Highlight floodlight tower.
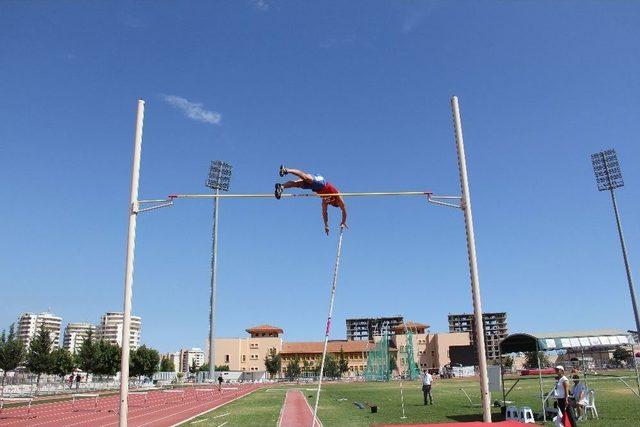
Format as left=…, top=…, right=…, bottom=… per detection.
left=206, top=160, right=232, bottom=380
left=591, top=149, right=640, bottom=333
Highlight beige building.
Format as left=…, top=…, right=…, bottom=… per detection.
left=63, top=322, right=97, bottom=354
left=389, top=321, right=471, bottom=372
left=205, top=325, right=284, bottom=372
left=17, top=312, right=62, bottom=350
left=280, top=340, right=374, bottom=377
left=97, top=312, right=141, bottom=350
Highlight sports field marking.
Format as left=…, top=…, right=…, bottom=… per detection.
left=167, top=385, right=260, bottom=427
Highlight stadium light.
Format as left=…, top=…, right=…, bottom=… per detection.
left=591, top=149, right=640, bottom=334
left=206, top=160, right=232, bottom=380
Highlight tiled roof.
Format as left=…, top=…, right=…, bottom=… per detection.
left=281, top=340, right=375, bottom=354
left=245, top=324, right=284, bottom=333
left=393, top=321, right=429, bottom=332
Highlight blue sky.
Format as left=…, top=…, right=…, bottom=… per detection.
left=2, top=1, right=640, bottom=353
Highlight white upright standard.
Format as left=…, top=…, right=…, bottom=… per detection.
left=119, top=99, right=145, bottom=427
left=451, top=96, right=492, bottom=422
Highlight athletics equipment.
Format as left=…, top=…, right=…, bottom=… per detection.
left=311, top=227, right=345, bottom=427
left=117, top=96, right=493, bottom=425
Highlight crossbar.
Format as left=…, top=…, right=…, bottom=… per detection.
left=167, top=191, right=433, bottom=200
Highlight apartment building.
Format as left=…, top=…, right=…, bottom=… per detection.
left=62, top=322, right=97, bottom=354
left=96, top=312, right=141, bottom=350
left=180, top=348, right=205, bottom=372
left=17, top=312, right=62, bottom=350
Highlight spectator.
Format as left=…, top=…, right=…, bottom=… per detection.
left=75, top=373, right=81, bottom=390
left=217, top=374, right=223, bottom=391
left=421, top=369, right=433, bottom=405
left=570, top=374, right=588, bottom=421
left=68, top=374, right=74, bottom=389
left=553, top=366, right=576, bottom=427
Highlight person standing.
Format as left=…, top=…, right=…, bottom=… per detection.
left=217, top=374, right=223, bottom=392
left=553, top=366, right=576, bottom=427
left=421, top=369, right=433, bottom=405
left=75, top=373, right=81, bottom=390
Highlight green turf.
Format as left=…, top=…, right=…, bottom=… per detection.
left=182, top=388, right=285, bottom=426
left=183, top=374, right=640, bottom=426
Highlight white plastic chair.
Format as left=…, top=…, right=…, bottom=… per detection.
left=506, top=405, right=519, bottom=420
left=584, top=389, right=598, bottom=419
left=519, top=406, right=535, bottom=424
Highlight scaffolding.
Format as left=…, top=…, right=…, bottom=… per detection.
left=402, top=329, right=421, bottom=380
left=364, top=332, right=391, bottom=382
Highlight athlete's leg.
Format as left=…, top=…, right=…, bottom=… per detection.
left=283, top=168, right=314, bottom=183
left=283, top=179, right=304, bottom=189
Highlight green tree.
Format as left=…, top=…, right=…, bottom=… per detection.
left=285, top=356, right=301, bottom=380
left=76, top=330, right=96, bottom=373
left=130, top=345, right=160, bottom=378
left=0, top=324, right=26, bottom=396
left=338, top=348, right=349, bottom=376
left=189, top=359, right=198, bottom=374
left=323, top=354, right=341, bottom=378
left=612, top=346, right=633, bottom=366
left=264, top=353, right=282, bottom=379
left=93, top=340, right=121, bottom=376
left=502, top=355, right=514, bottom=369
left=26, top=325, right=54, bottom=390
left=199, top=363, right=230, bottom=372
left=160, top=356, right=175, bottom=372
left=524, top=351, right=550, bottom=369
left=50, top=348, right=75, bottom=379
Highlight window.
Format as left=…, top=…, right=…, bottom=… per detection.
left=225, top=355, right=230, bottom=363
left=242, top=355, right=246, bottom=362
left=250, top=354, right=259, bottom=360
left=250, top=343, right=258, bottom=349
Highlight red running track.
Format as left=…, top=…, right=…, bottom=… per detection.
left=278, top=390, right=321, bottom=427
left=0, top=384, right=261, bottom=427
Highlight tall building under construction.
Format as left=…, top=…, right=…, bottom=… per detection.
left=346, top=316, right=404, bottom=341
left=448, top=312, right=508, bottom=361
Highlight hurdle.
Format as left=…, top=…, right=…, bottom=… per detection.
left=221, top=387, right=239, bottom=397
left=0, top=396, right=35, bottom=418
left=72, top=393, right=100, bottom=411
left=162, top=389, right=186, bottom=404
left=129, top=391, right=149, bottom=406
left=195, top=388, right=217, bottom=400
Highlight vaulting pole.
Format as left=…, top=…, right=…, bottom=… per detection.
left=311, top=228, right=345, bottom=427
left=119, top=99, right=145, bottom=427
left=451, top=96, right=492, bottom=422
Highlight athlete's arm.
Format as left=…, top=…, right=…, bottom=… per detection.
left=322, top=200, right=330, bottom=235
left=339, top=198, right=348, bottom=229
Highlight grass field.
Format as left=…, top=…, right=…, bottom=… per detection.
left=184, top=374, right=640, bottom=426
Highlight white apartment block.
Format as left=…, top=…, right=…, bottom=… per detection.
left=180, top=348, right=205, bottom=372
left=17, top=312, right=62, bottom=350
left=96, top=312, right=141, bottom=350
left=63, top=322, right=97, bottom=354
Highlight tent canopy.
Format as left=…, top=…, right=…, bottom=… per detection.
left=500, top=329, right=635, bottom=354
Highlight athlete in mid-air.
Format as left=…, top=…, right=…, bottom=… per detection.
left=275, top=165, right=347, bottom=235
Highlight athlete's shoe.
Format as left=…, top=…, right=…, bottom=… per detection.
left=279, top=164, right=288, bottom=177
left=274, top=183, right=283, bottom=199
